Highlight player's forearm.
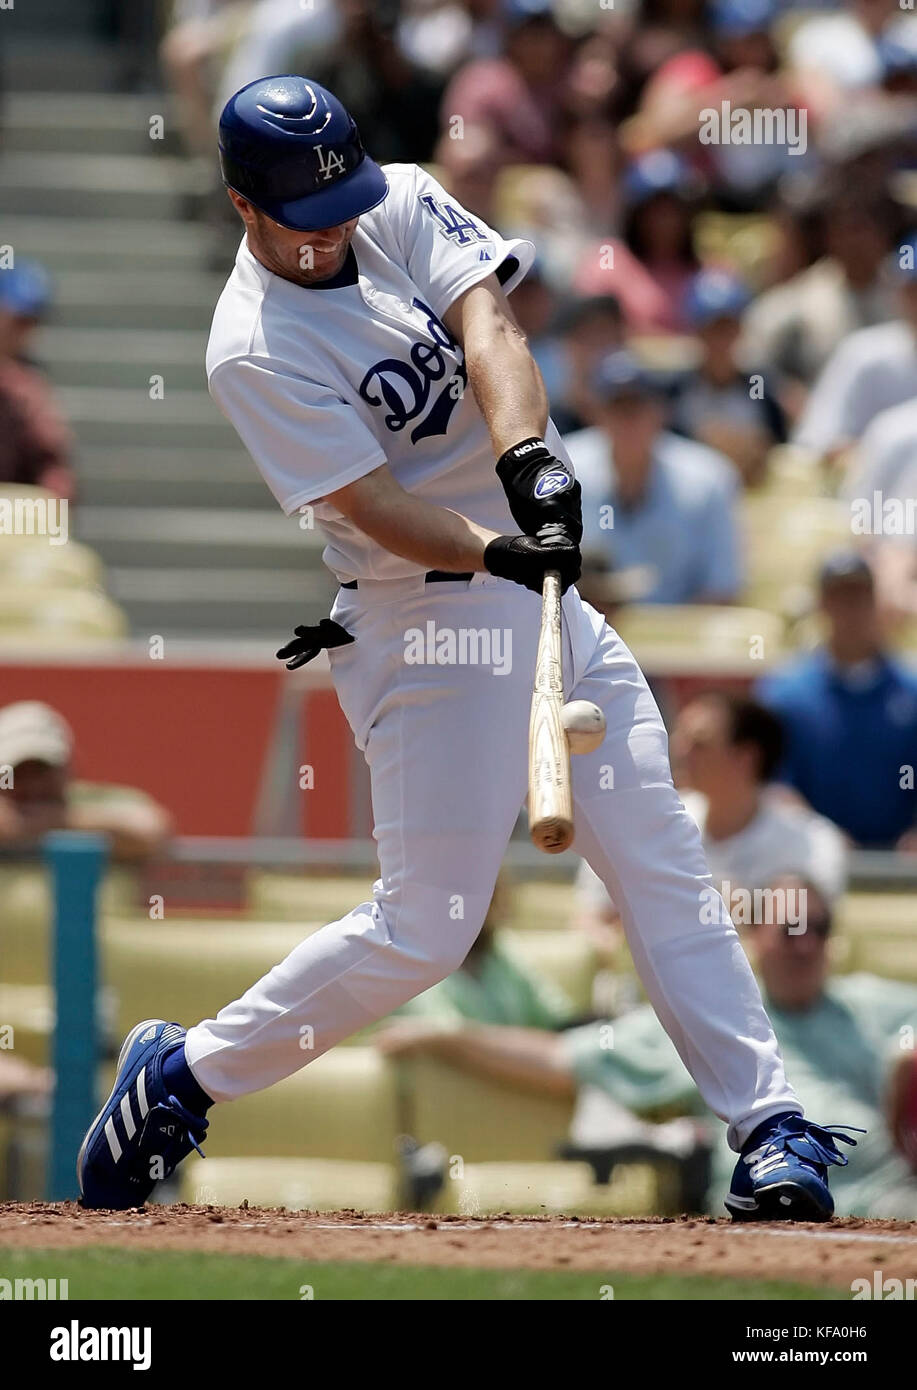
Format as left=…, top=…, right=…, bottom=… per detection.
left=327, top=466, right=500, bottom=571
left=462, top=303, right=549, bottom=457
left=446, top=276, right=549, bottom=456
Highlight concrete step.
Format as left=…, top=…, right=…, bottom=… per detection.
left=4, top=0, right=109, bottom=36
left=2, top=38, right=152, bottom=93
left=60, top=386, right=236, bottom=449
left=1, top=93, right=179, bottom=156
left=49, top=271, right=222, bottom=330
left=38, top=328, right=209, bottom=390
left=2, top=217, right=219, bottom=273
left=109, top=568, right=338, bottom=641
left=76, top=447, right=273, bottom=510
left=75, top=505, right=323, bottom=571
left=0, top=151, right=204, bottom=220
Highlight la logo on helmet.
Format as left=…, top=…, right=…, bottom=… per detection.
left=315, top=145, right=346, bottom=182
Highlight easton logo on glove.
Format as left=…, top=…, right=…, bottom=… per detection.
left=534, top=468, right=573, bottom=499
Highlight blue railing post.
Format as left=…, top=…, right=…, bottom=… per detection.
left=43, top=831, right=108, bottom=1201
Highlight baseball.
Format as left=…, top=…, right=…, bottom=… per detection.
left=561, top=700, right=606, bottom=754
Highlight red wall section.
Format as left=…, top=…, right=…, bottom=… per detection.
left=0, top=661, right=351, bottom=837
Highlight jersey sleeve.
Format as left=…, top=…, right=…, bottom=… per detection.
left=393, top=165, right=535, bottom=321
left=209, top=357, right=387, bottom=514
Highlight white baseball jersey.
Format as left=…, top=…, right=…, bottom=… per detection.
left=793, top=320, right=917, bottom=456
left=207, top=164, right=555, bottom=582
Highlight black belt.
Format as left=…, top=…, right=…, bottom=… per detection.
left=341, top=570, right=474, bottom=590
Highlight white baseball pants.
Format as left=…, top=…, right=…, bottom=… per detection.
left=184, top=573, right=800, bottom=1149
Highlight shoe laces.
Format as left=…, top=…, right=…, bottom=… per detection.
left=164, top=1095, right=209, bottom=1159
left=761, top=1116, right=864, bottom=1171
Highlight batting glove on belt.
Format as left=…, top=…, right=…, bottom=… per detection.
left=484, top=524, right=581, bottom=595
left=276, top=617, right=354, bottom=671
left=496, top=437, right=583, bottom=544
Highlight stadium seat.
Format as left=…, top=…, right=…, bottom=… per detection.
left=179, top=1156, right=398, bottom=1213
left=0, top=585, right=128, bottom=643
left=504, top=928, right=597, bottom=1015
left=0, top=537, right=103, bottom=590
left=742, top=496, right=850, bottom=618
left=400, top=1053, right=573, bottom=1163
left=611, top=605, right=785, bottom=674
left=436, top=1159, right=661, bottom=1218
left=202, top=1048, right=402, bottom=1163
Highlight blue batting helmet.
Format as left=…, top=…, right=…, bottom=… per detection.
left=218, top=75, right=389, bottom=232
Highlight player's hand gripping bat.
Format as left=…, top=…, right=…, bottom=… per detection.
left=528, top=569, right=574, bottom=853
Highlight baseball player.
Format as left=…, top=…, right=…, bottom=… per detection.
left=79, top=75, right=859, bottom=1219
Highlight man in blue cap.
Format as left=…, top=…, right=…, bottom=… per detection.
left=670, top=267, right=787, bottom=484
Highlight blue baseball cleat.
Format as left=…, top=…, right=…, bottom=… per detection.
left=725, top=1112, right=862, bottom=1222
left=78, top=1019, right=208, bottom=1210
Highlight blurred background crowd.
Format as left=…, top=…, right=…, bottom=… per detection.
left=0, top=0, right=916, bottom=1221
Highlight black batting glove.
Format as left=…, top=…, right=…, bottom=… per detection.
left=484, top=526, right=581, bottom=595
left=496, top=437, right=583, bottom=543
left=276, top=617, right=354, bottom=671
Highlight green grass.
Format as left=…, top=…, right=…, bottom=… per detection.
left=0, top=1247, right=845, bottom=1301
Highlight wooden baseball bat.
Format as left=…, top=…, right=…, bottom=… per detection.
left=528, top=569, right=574, bottom=853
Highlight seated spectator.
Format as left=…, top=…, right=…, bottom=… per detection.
left=757, top=552, right=917, bottom=850
left=576, top=692, right=848, bottom=939
left=744, top=193, right=899, bottom=396
left=378, top=878, right=917, bottom=1219
left=0, top=702, right=171, bottom=863
left=435, top=0, right=572, bottom=218
left=574, top=151, right=702, bottom=333
left=215, top=0, right=343, bottom=119
left=670, top=268, right=787, bottom=484
left=548, top=294, right=626, bottom=435
left=565, top=349, right=742, bottom=606
left=0, top=262, right=74, bottom=501
left=302, top=0, right=445, bottom=168
left=392, top=882, right=574, bottom=1030
left=844, top=397, right=917, bottom=622
left=792, top=231, right=917, bottom=464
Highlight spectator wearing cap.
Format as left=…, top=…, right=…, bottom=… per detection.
left=744, top=193, right=899, bottom=392
left=845, top=397, right=917, bottom=622
left=793, top=232, right=917, bottom=464
left=708, top=0, right=819, bottom=209
left=0, top=261, right=74, bottom=502
left=670, top=268, right=787, bottom=484
left=564, top=349, right=742, bottom=606
left=757, top=553, right=917, bottom=851
left=0, top=702, right=172, bottom=863
left=435, top=0, right=572, bottom=219
left=548, top=294, right=626, bottom=435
